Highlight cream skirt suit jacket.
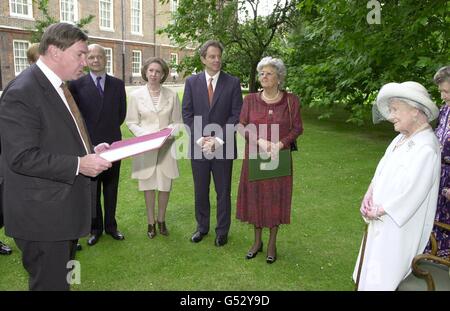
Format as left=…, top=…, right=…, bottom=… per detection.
left=126, top=86, right=182, bottom=191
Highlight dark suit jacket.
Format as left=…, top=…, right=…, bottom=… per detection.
left=0, top=64, right=93, bottom=241
left=182, top=71, right=243, bottom=160
left=69, top=74, right=126, bottom=145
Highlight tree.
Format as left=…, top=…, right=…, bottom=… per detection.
left=159, top=0, right=298, bottom=92
left=30, top=0, right=94, bottom=43
left=283, top=0, right=449, bottom=124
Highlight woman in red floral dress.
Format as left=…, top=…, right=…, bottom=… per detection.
left=236, top=57, right=303, bottom=263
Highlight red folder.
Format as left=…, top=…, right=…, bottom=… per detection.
left=99, top=127, right=174, bottom=162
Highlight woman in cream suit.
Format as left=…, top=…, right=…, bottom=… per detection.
left=126, top=57, right=182, bottom=239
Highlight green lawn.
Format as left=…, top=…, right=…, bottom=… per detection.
left=0, top=107, right=396, bottom=291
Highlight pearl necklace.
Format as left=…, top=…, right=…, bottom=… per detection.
left=147, top=84, right=160, bottom=95
left=261, top=90, right=280, bottom=101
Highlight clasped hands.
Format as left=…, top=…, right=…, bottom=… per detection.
left=79, top=143, right=112, bottom=177
left=201, top=136, right=218, bottom=154
left=257, top=138, right=283, bottom=158
left=360, top=187, right=384, bottom=221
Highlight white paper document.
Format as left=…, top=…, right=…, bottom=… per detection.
left=99, top=127, right=174, bottom=162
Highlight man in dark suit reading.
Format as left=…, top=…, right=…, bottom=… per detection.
left=182, top=40, right=243, bottom=247
left=0, top=23, right=112, bottom=290
left=69, top=44, right=127, bottom=246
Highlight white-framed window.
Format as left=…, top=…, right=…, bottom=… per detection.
left=171, top=0, right=178, bottom=14
left=104, top=47, right=113, bottom=76
left=170, top=0, right=178, bottom=24
left=170, top=53, right=178, bottom=66
left=131, top=50, right=142, bottom=76
left=130, top=0, right=142, bottom=35
left=60, top=0, right=78, bottom=23
left=9, top=0, right=33, bottom=19
left=169, top=53, right=179, bottom=81
left=99, top=0, right=114, bottom=31
left=13, top=40, right=30, bottom=76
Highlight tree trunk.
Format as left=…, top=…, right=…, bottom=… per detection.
left=248, top=63, right=258, bottom=93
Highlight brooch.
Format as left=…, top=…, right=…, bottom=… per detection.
left=407, top=140, right=415, bottom=150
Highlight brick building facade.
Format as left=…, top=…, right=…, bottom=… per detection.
left=0, top=0, right=193, bottom=90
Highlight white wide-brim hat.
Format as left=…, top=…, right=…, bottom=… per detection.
left=374, top=81, right=439, bottom=123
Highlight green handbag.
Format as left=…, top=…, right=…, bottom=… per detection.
left=248, top=149, right=292, bottom=181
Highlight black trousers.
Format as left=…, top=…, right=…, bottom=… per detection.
left=91, top=160, right=121, bottom=234
left=191, top=159, right=233, bottom=237
left=14, top=239, right=78, bottom=291
left=0, top=183, right=3, bottom=229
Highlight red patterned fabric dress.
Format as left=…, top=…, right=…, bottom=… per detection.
left=236, top=91, right=303, bottom=228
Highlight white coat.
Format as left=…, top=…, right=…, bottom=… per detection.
left=126, top=85, right=182, bottom=181
left=353, top=129, right=440, bottom=291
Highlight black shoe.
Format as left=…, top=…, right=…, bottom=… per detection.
left=246, top=242, right=263, bottom=260
left=76, top=243, right=82, bottom=251
left=87, top=234, right=100, bottom=246
left=266, top=255, right=277, bottom=264
left=0, top=241, right=12, bottom=255
left=147, top=223, right=157, bottom=239
left=158, top=221, right=169, bottom=236
left=266, top=249, right=277, bottom=264
left=215, top=235, right=228, bottom=247
left=191, top=231, right=207, bottom=243
left=107, top=230, right=125, bottom=240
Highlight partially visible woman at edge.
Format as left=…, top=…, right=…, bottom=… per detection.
left=126, top=57, right=182, bottom=239
left=424, top=65, right=450, bottom=259
left=236, top=56, right=303, bottom=264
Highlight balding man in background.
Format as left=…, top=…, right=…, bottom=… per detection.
left=69, top=44, right=127, bottom=247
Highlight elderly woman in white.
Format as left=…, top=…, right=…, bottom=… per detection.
left=126, top=57, right=182, bottom=239
left=354, top=81, right=441, bottom=291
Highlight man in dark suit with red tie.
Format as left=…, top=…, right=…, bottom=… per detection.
left=182, top=40, right=243, bottom=247
left=0, top=23, right=112, bottom=290
left=69, top=44, right=127, bottom=246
